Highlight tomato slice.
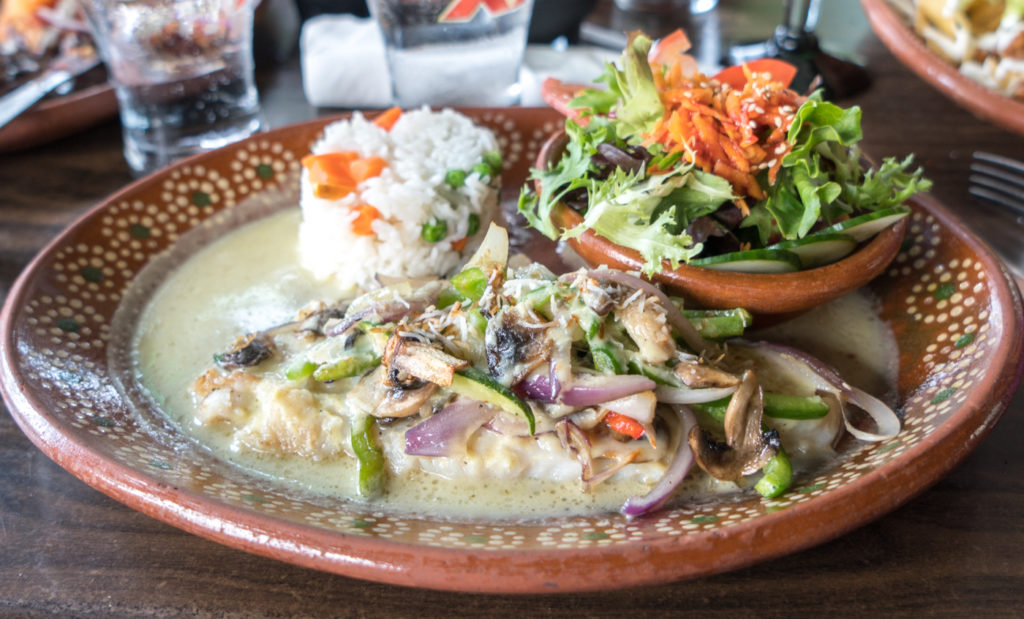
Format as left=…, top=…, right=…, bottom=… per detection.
left=649, top=29, right=692, bottom=67
left=713, top=58, right=798, bottom=89
left=540, top=77, right=590, bottom=125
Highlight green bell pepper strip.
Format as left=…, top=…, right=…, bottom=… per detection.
left=450, top=267, right=488, bottom=303
left=681, top=308, right=753, bottom=339
left=694, top=392, right=830, bottom=420
left=312, top=353, right=381, bottom=382
left=590, top=338, right=626, bottom=374
left=627, top=358, right=683, bottom=387
left=754, top=446, right=793, bottom=498
left=351, top=414, right=385, bottom=498
left=284, top=360, right=318, bottom=381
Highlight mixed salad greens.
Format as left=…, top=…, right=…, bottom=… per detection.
left=519, top=31, right=932, bottom=275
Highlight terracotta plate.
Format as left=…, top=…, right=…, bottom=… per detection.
left=861, top=0, right=1024, bottom=136
left=2, top=108, right=1022, bottom=593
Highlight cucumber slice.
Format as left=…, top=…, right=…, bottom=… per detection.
left=819, top=205, right=911, bottom=243
left=450, top=367, right=535, bottom=434
left=690, top=249, right=802, bottom=273
left=767, top=233, right=857, bottom=269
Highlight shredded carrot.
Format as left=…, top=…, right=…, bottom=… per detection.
left=350, top=204, right=380, bottom=236
left=604, top=412, right=645, bottom=440
left=450, top=237, right=468, bottom=252
left=643, top=59, right=803, bottom=202
left=373, top=106, right=402, bottom=131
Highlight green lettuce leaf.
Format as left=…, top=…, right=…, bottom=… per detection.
left=569, top=32, right=664, bottom=142
left=561, top=167, right=711, bottom=275
left=517, top=120, right=603, bottom=239
left=650, top=170, right=735, bottom=234
left=766, top=92, right=930, bottom=240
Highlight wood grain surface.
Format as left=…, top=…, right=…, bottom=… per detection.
left=1, top=2, right=1022, bottom=615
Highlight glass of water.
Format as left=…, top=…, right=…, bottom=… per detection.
left=84, top=0, right=263, bottom=175
left=367, top=0, right=535, bottom=107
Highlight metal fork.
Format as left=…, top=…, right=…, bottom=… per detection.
left=970, top=152, right=1024, bottom=217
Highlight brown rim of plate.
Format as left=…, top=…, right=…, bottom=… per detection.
left=860, top=0, right=1024, bottom=136
left=536, top=130, right=908, bottom=317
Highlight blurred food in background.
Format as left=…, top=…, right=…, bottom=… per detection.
left=894, top=0, right=1023, bottom=99
left=0, top=0, right=96, bottom=90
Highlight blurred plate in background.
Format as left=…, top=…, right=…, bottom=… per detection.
left=861, top=0, right=1024, bottom=136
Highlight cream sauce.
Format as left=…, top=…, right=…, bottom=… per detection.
left=131, top=208, right=899, bottom=520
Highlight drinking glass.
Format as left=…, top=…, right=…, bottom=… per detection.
left=85, top=0, right=263, bottom=175
left=367, top=0, right=535, bottom=107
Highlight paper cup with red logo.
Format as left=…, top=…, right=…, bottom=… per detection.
left=367, top=0, right=535, bottom=106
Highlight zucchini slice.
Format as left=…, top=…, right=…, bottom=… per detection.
left=819, top=205, right=911, bottom=243
left=450, top=367, right=535, bottom=434
left=767, top=233, right=857, bottom=269
left=690, top=249, right=802, bottom=273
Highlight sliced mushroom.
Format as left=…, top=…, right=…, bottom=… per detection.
left=374, top=382, right=438, bottom=419
left=673, top=361, right=741, bottom=389
left=485, top=307, right=550, bottom=384
left=614, top=297, right=675, bottom=365
left=688, top=370, right=779, bottom=481
left=214, top=334, right=273, bottom=370
left=346, top=366, right=438, bottom=419
left=382, top=334, right=469, bottom=387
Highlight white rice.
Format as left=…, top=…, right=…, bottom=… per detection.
left=298, top=107, right=500, bottom=293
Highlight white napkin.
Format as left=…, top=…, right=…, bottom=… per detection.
left=299, top=15, right=618, bottom=109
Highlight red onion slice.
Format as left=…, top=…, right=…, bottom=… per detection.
left=621, top=404, right=697, bottom=518
left=514, top=366, right=561, bottom=403
left=655, top=384, right=738, bottom=404
left=731, top=340, right=901, bottom=441
left=324, top=307, right=371, bottom=337
left=404, top=399, right=495, bottom=457
left=583, top=269, right=710, bottom=355
left=560, top=373, right=656, bottom=407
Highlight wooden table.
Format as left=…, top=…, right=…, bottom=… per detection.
left=2, top=2, right=1022, bottom=615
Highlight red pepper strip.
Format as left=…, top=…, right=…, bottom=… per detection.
left=604, top=411, right=645, bottom=440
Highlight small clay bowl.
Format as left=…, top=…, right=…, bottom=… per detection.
left=536, top=131, right=908, bottom=319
